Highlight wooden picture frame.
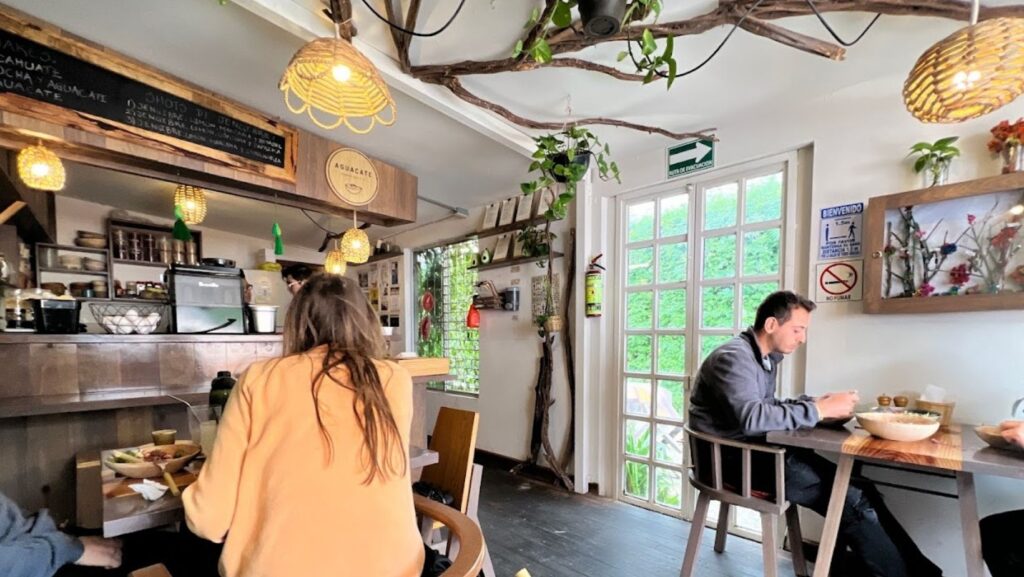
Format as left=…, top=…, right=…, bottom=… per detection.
left=864, top=172, right=1024, bottom=314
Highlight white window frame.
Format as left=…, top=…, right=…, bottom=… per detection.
left=612, top=151, right=800, bottom=538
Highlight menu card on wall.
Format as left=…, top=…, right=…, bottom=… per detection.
left=481, top=202, right=500, bottom=230
left=492, top=234, right=511, bottom=261
left=498, top=198, right=516, bottom=226
left=514, top=195, right=533, bottom=222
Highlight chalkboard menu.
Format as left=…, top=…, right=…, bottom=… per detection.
left=0, top=29, right=286, bottom=167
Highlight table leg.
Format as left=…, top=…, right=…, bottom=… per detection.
left=812, top=454, right=854, bottom=577
left=956, top=471, right=988, bottom=577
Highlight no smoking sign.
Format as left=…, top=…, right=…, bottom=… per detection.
left=815, top=260, right=863, bottom=303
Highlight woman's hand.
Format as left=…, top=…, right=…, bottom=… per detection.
left=76, top=536, right=122, bottom=569
left=999, top=420, right=1024, bottom=448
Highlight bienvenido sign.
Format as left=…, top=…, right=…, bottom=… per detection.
left=326, top=148, right=380, bottom=206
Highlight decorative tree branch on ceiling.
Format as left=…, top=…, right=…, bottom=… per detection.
left=376, top=0, right=1024, bottom=139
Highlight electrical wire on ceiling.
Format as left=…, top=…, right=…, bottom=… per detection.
left=627, top=0, right=881, bottom=80
left=356, top=0, right=467, bottom=37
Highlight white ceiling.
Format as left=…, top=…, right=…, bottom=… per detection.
left=5, top=0, right=1019, bottom=248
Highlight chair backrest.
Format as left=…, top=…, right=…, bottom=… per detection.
left=414, top=494, right=485, bottom=577
left=421, top=407, right=480, bottom=513
left=684, top=424, right=787, bottom=513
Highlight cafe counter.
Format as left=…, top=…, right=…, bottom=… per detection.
left=0, top=332, right=450, bottom=524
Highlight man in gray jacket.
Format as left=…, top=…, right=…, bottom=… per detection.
left=689, top=291, right=942, bottom=577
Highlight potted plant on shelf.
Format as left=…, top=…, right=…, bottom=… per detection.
left=517, top=225, right=555, bottom=265
left=908, top=136, right=960, bottom=187
left=988, top=119, right=1024, bottom=174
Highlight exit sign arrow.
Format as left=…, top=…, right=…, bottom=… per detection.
left=667, top=138, right=715, bottom=178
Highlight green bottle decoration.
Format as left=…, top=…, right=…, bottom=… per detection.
left=272, top=222, right=284, bottom=255
left=172, top=205, right=193, bottom=242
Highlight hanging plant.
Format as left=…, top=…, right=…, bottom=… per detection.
left=520, top=125, right=620, bottom=220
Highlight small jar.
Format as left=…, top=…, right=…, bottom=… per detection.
left=172, top=240, right=185, bottom=265
left=113, top=230, right=127, bottom=260
left=144, top=234, right=156, bottom=262
left=893, top=395, right=909, bottom=408
left=877, top=394, right=892, bottom=407
left=158, top=237, right=171, bottom=265
left=186, top=241, right=198, bottom=266
left=128, top=232, right=142, bottom=261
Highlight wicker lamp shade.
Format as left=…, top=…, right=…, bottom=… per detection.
left=904, top=17, right=1024, bottom=123
left=280, top=37, right=396, bottom=133
left=17, top=144, right=65, bottom=191
left=324, top=243, right=348, bottom=275
left=174, top=185, right=208, bottom=225
left=340, top=227, right=371, bottom=264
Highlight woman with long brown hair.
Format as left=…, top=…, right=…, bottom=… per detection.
left=183, top=273, right=424, bottom=577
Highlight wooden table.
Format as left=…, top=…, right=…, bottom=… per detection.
left=767, top=424, right=1024, bottom=577
left=77, top=446, right=440, bottom=537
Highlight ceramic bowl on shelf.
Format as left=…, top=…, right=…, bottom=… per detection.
left=58, top=255, right=83, bottom=270
left=74, top=237, right=107, bottom=249
left=77, top=230, right=106, bottom=240
left=855, top=410, right=941, bottom=442
left=83, top=258, right=107, bottom=272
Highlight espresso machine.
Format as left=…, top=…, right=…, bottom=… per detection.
left=165, top=263, right=246, bottom=334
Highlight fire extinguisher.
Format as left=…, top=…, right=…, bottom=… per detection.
left=585, top=254, right=605, bottom=317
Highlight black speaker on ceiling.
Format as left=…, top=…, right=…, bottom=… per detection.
left=579, top=0, right=627, bottom=38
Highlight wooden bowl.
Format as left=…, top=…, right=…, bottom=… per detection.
left=855, top=411, right=940, bottom=442
left=974, top=425, right=1024, bottom=452
left=74, top=237, right=107, bottom=249
left=104, top=443, right=200, bottom=479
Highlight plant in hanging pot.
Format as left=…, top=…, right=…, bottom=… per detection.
left=988, top=118, right=1024, bottom=174
left=520, top=125, right=620, bottom=217
left=908, top=136, right=960, bottom=187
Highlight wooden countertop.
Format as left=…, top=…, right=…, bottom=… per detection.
left=0, top=333, right=284, bottom=344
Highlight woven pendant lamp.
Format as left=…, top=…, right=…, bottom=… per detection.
left=324, top=241, right=348, bottom=275
left=339, top=210, right=371, bottom=264
left=279, top=0, right=396, bottom=135
left=904, top=0, right=1024, bottom=123
left=17, top=143, right=65, bottom=191
left=173, top=185, right=208, bottom=225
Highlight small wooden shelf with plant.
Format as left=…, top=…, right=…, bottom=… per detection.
left=864, top=171, right=1024, bottom=314
left=469, top=252, right=564, bottom=272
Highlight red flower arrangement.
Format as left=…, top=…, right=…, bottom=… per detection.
left=988, top=119, right=1024, bottom=153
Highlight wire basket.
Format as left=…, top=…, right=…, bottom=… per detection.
left=88, top=302, right=168, bottom=334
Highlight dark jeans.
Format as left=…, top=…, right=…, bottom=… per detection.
left=980, top=510, right=1024, bottom=577
left=781, top=449, right=942, bottom=577
left=55, top=527, right=221, bottom=577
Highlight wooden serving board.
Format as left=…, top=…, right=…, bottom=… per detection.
left=841, top=425, right=964, bottom=471
left=102, top=461, right=203, bottom=499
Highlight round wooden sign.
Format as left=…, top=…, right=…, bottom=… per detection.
left=325, top=148, right=379, bottom=206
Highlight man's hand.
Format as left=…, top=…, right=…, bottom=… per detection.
left=815, top=391, right=859, bottom=419
left=999, top=420, right=1024, bottom=448
left=76, top=536, right=122, bottom=569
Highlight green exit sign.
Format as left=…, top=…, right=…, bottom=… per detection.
left=667, top=138, right=714, bottom=178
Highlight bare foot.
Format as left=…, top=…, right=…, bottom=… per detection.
left=76, top=536, right=123, bottom=569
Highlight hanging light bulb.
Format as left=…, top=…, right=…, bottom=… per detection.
left=339, top=210, right=371, bottom=264
left=17, top=143, right=65, bottom=191
left=904, top=0, right=1024, bottom=123
left=173, top=185, right=208, bottom=225
left=279, top=19, right=396, bottom=133
left=324, top=240, right=348, bottom=275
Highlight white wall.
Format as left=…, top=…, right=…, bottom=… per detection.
left=389, top=206, right=575, bottom=466
left=592, top=84, right=1024, bottom=573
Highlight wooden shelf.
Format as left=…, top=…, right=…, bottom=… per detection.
left=37, top=243, right=109, bottom=255
left=38, top=267, right=108, bottom=276
left=470, top=252, right=563, bottom=272
left=423, top=216, right=561, bottom=251
left=353, top=252, right=402, bottom=266
left=111, top=259, right=170, bottom=269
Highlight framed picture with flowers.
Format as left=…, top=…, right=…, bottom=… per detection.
left=864, top=172, right=1024, bottom=314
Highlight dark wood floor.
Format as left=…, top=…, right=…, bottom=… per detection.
left=476, top=467, right=794, bottom=577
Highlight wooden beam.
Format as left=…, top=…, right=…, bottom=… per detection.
left=0, top=200, right=25, bottom=226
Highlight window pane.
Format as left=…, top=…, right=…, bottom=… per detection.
left=701, top=285, right=735, bottom=328
left=655, top=467, right=683, bottom=509
left=625, top=378, right=652, bottom=416
left=627, top=247, right=654, bottom=286
left=745, top=172, right=783, bottom=224
left=704, top=182, right=738, bottom=230
left=701, top=334, right=733, bottom=362
left=626, top=291, right=653, bottom=329
left=657, top=289, right=686, bottom=329
left=658, top=242, right=687, bottom=283
left=626, top=335, right=652, bottom=373
left=742, top=282, right=779, bottom=327
left=625, top=460, right=650, bottom=499
left=657, top=335, right=685, bottom=376
left=657, top=379, right=685, bottom=421
left=625, top=420, right=651, bottom=458
left=628, top=201, right=655, bottom=242
left=655, top=424, right=684, bottom=465
left=743, top=228, right=780, bottom=276
left=703, top=234, right=736, bottom=279
left=660, top=193, right=689, bottom=237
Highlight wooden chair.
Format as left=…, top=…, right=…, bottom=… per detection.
left=415, top=493, right=486, bottom=577
left=419, top=407, right=494, bottom=576
left=128, top=565, right=173, bottom=577
left=680, top=425, right=808, bottom=577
